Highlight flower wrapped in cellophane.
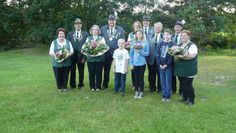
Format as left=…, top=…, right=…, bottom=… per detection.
left=167, top=45, right=187, bottom=56
left=133, top=42, right=143, bottom=50
left=81, top=40, right=109, bottom=57
left=55, top=45, right=69, bottom=62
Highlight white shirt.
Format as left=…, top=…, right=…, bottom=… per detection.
left=175, top=33, right=181, bottom=45
left=155, top=33, right=161, bottom=43
left=49, top=39, right=73, bottom=55
left=76, top=30, right=81, bottom=39
left=188, top=43, right=198, bottom=54
left=113, top=49, right=129, bottom=74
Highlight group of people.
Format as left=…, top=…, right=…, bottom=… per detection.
left=49, top=14, right=198, bottom=105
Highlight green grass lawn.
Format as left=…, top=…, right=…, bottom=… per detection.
left=0, top=47, right=236, bottom=133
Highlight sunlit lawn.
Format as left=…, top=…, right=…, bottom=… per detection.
left=0, top=47, right=236, bottom=133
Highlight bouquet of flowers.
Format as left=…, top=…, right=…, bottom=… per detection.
left=167, top=46, right=187, bottom=56
left=55, top=45, right=69, bottom=62
left=133, top=42, right=143, bottom=50
left=81, top=40, right=109, bottom=57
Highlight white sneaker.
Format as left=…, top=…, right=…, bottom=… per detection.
left=138, top=92, right=143, bottom=99
left=162, top=98, right=166, bottom=102
left=96, top=89, right=100, bottom=92
left=166, top=99, right=171, bottom=102
left=134, top=91, right=139, bottom=99
left=91, top=89, right=95, bottom=91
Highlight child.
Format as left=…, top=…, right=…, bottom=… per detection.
left=156, top=29, right=175, bottom=102
left=130, top=30, right=149, bottom=99
left=113, top=38, right=129, bottom=96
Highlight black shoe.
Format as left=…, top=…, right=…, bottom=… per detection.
left=70, top=85, right=76, bottom=89
left=113, top=91, right=118, bottom=95
left=187, top=102, right=194, bottom=106
left=172, top=91, right=176, bottom=94
left=120, top=92, right=125, bottom=97
left=78, top=84, right=84, bottom=89
left=157, top=90, right=162, bottom=93
left=102, top=86, right=108, bottom=90
left=180, top=99, right=188, bottom=104
left=148, top=90, right=155, bottom=93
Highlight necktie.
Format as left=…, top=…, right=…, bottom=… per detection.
left=110, top=29, right=113, bottom=35
left=145, top=28, right=147, bottom=35
left=175, top=34, right=178, bottom=44
left=77, top=32, right=79, bottom=39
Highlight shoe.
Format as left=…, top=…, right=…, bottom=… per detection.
left=132, top=86, right=135, bottom=90
left=63, top=89, right=67, bottom=92
left=91, top=89, right=95, bottom=91
left=70, top=85, right=76, bottom=89
left=78, top=84, right=84, bottom=89
left=166, top=99, right=171, bottom=102
left=180, top=99, right=188, bottom=104
left=187, top=102, right=194, bottom=106
left=96, top=89, right=100, bottom=92
left=102, top=85, right=108, bottom=90
left=157, top=90, right=162, bottom=93
left=161, top=98, right=166, bottom=102
left=134, top=91, right=139, bottom=99
left=120, top=92, right=125, bottom=97
left=148, top=90, right=155, bottom=93
left=113, top=91, right=118, bottom=95
left=138, top=92, right=143, bottom=99
left=57, top=89, right=62, bottom=92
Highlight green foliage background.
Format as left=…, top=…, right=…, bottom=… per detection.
left=0, top=0, right=235, bottom=50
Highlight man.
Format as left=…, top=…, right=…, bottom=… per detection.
left=142, top=15, right=154, bottom=42
left=147, top=22, right=163, bottom=93
left=172, top=21, right=183, bottom=94
left=67, top=18, right=89, bottom=89
left=101, top=14, right=125, bottom=89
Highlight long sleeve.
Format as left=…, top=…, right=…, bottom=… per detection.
left=129, top=44, right=134, bottom=66
left=156, top=43, right=161, bottom=65
left=140, top=41, right=149, bottom=57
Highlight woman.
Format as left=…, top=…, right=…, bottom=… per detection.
left=130, top=30, right=149, bottom=99
left=83, top=25, right=107, bottom=92
left=49, top=28, right=74, bottom=92
left=174, top=30, right=198, bottom=105
left=127, top=21, right=142, bottom=90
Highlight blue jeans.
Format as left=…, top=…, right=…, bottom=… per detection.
left=114, top=73, right=126, bottom=93
left=159, top=67, right=172, bottom=99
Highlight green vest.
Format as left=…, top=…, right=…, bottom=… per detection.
left=86, top=36, right=105, bottom=62
left=52, top=39, right=71, bottom=67
left=174, top=41, right=198, bottom=77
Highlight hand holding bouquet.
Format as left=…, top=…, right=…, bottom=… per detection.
left=55, top=45, right=69, bottom=62
left=81, top=39, right=109, bottom=57
left=167, top=45, right=187, bottom=56
left=125, top=41, right=131, bottom=50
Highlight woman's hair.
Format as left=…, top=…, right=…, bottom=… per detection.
left=56, top=28, right=66, bottom=35
left=182, top=30, right=191, bottom=36
left=132, top=21, right=142, bottom=33
left=89, top=25, right=101, bottom=35
left=134, top=29, right=145, bottom=41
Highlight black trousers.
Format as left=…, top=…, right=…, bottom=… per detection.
left=87, top=61, right=103, bottom=89
left=102, top=53, right=113, bottom=88
left=53, top=66, right=70, bottom=90
left=147, top=60, right=161, bottom=92
left=69, top=51, right=85, bottom=88
left=178, top=77, right=195, bottom=103
left=134, top=65, right=146, bottom=92
left=131, top=69, right=135, bottom=87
